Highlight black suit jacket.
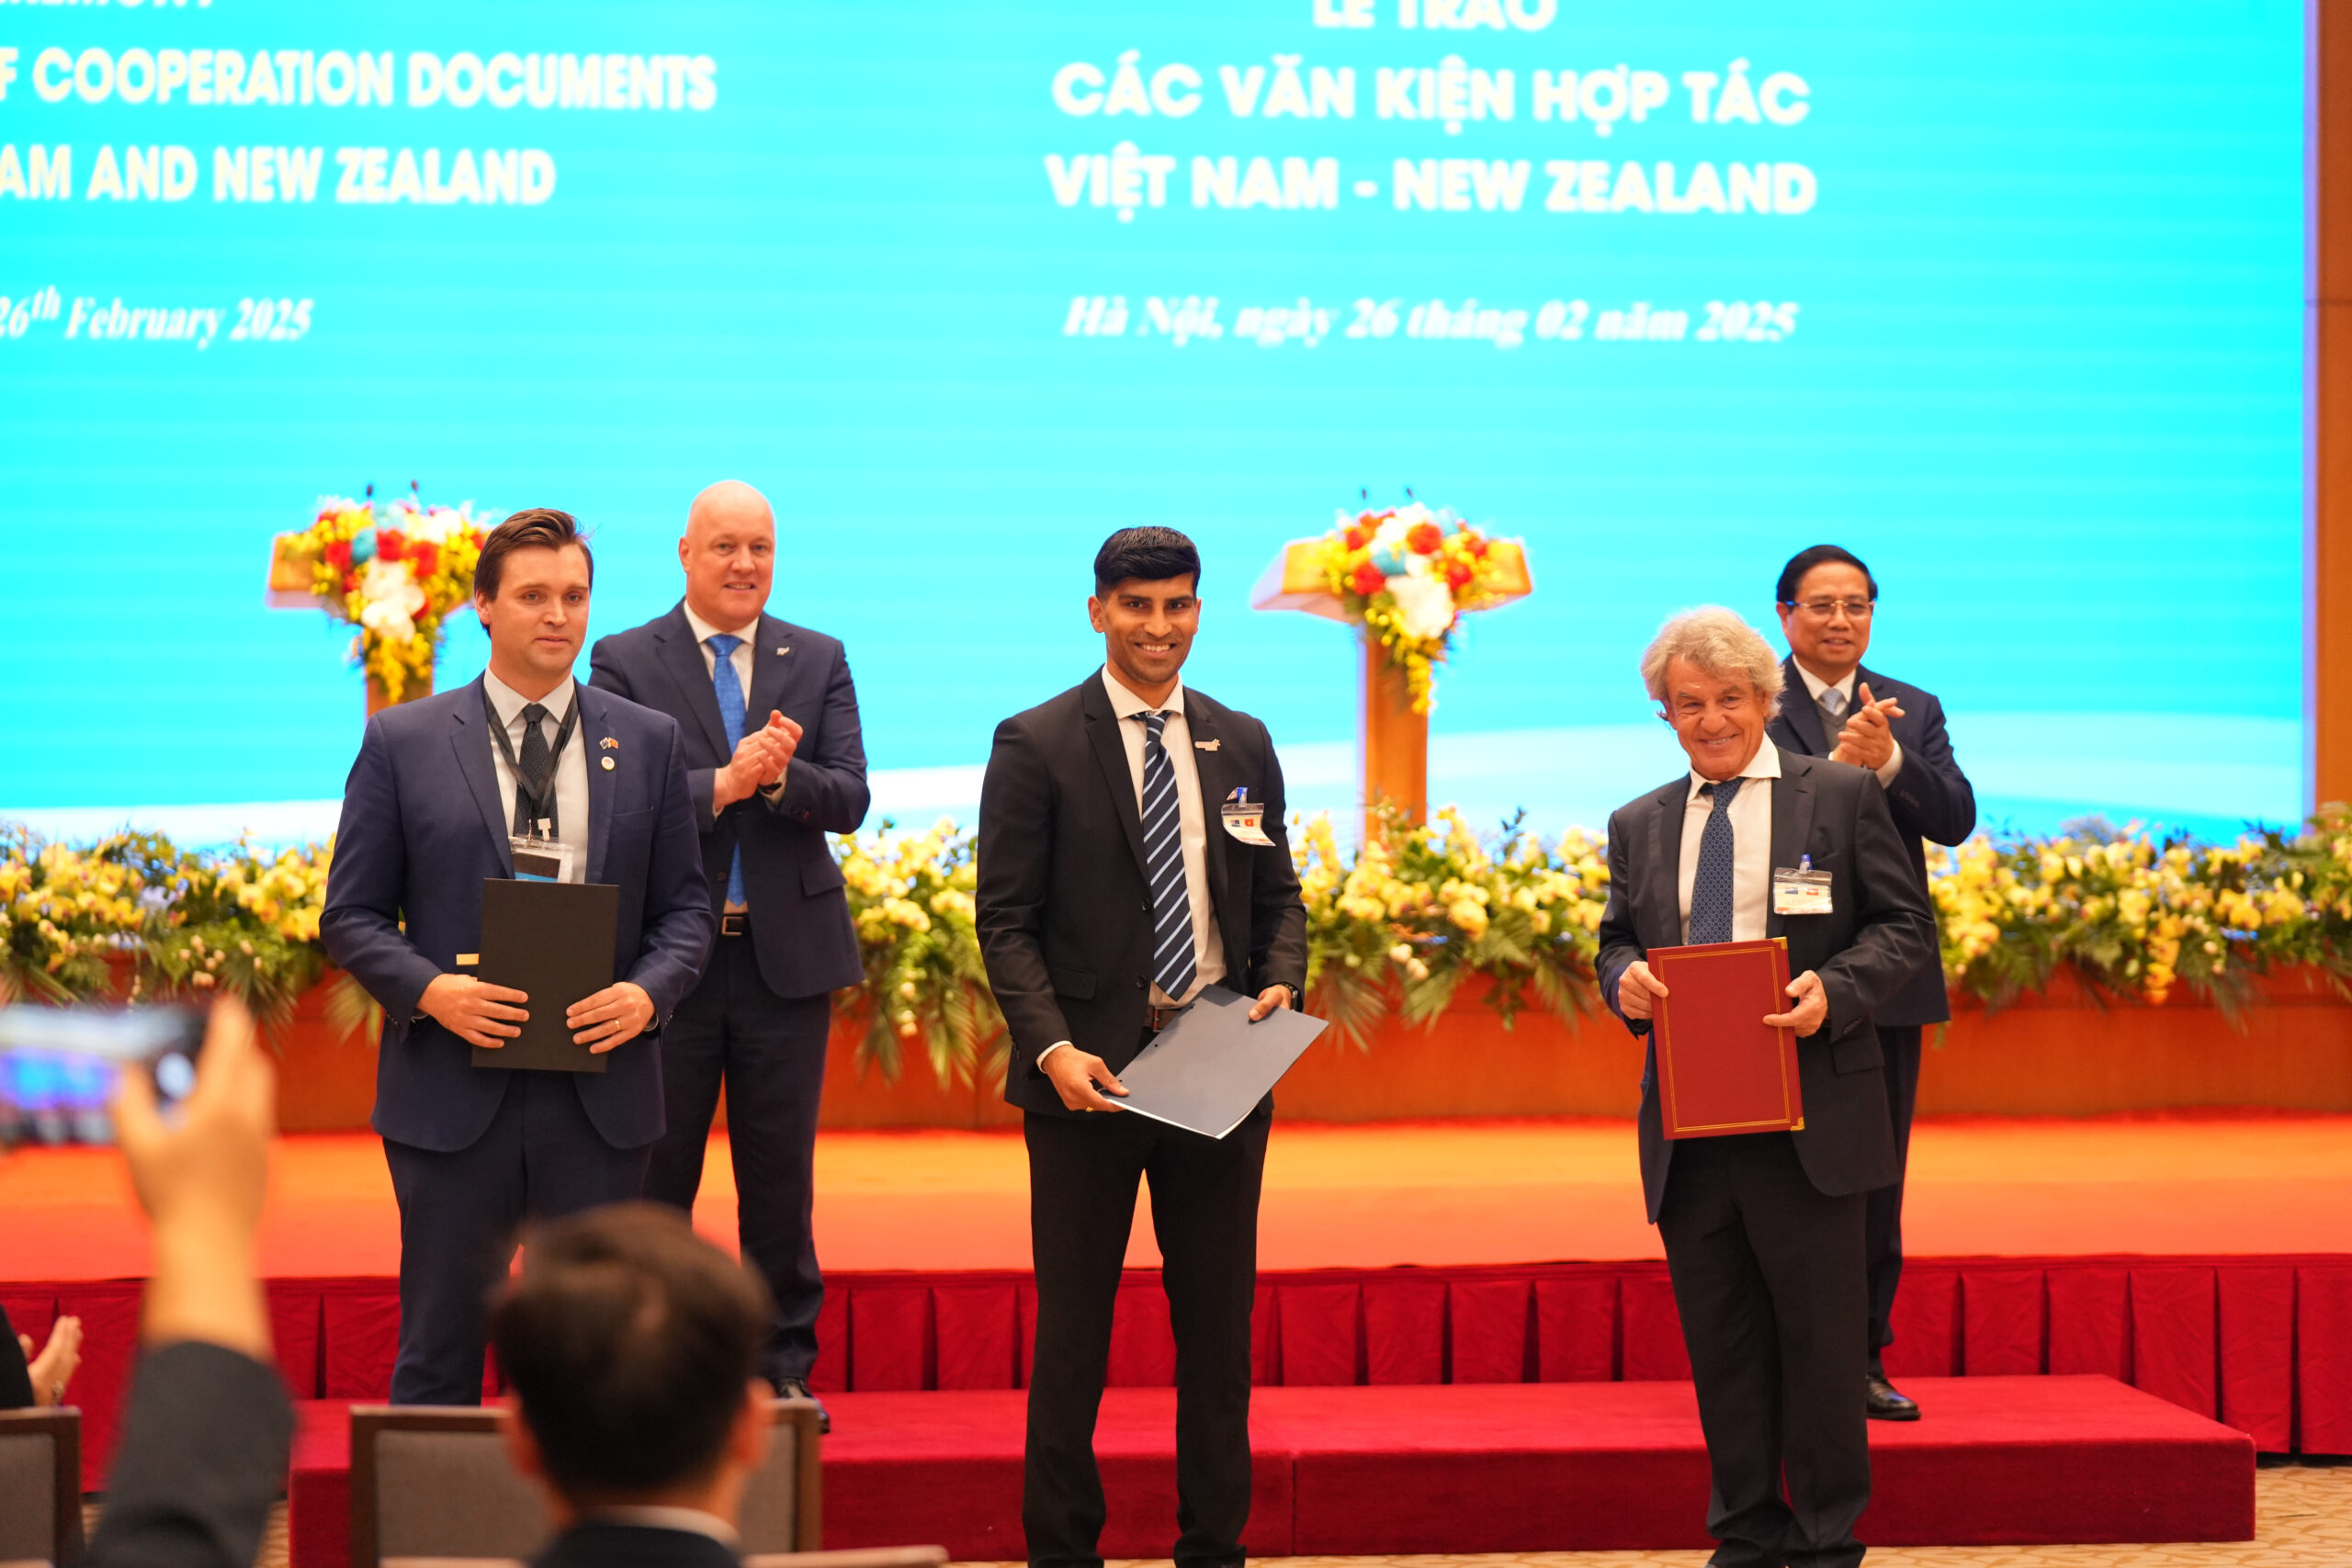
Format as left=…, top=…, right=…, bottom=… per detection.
left=976, top=673, right=1310, bottom=1118
left=1596, top=748, right=1938, bottom=1222
left=591, top=605, right=869, bottom=999
left=1768, top=658, right=1973, bottom=1025
left=534, top=1522, right=739, bottom=1568
left=87, top=1342, right=293, bottom=1568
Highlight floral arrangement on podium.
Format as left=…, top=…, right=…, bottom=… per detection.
left=1306, top=502, right=1530, bottom=713
left=269, top=491, right=491, bottom=707
left=1253, top=502, right=1532, bottom=832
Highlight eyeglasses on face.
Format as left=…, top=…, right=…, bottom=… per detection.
left=1783, top=598, right=1874, bottom=619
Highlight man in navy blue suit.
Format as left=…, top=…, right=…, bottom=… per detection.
left=588, top=480, right=868, bottom=1418
left=322, top=508, right=714, bottom=1405
left=1767, top=544, right=1976, bottom=1423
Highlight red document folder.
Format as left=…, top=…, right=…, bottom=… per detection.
left=1650, top=938, right=1804, bottom=1139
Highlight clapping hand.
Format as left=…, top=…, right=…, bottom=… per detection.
left=716, top=710, right=804, bottom=810
left=1827, top=682, right=1905, bottom=772
left=21, top=1315, right=81, bottom=1407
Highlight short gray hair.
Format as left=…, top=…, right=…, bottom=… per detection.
left=1641, top=606, right=1785, bottom=714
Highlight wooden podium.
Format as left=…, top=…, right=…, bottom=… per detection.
left=1252, top=536, right=1532, bottom=833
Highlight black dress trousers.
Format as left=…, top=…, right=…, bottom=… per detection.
left=383, top=1071, right=651, bottom=1405
left=1022, top=1092, right=1272, bottom=1568
left=1658, top=1131, right=1871, bottom=1568
left=644, top=931, right=834, bottom=1385
left=1867, top=1022, right=1925, bottom=1369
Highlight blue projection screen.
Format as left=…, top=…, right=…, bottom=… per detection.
left=0, top=0, right=2307, bottom=845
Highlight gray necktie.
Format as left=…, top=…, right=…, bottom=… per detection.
left=1815, top=686, right=1848, bottom=754
left=1688, top=778, right=1744, bottom=944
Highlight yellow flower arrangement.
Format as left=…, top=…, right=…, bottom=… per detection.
left=0, top=828, right=163, bottom=1001
left=835, top=818, right=1004, bottom=1085
left=278, top=491, right=491, bottom=705
left=144, top=840, right=335, bottom=1025
left=11, top=805, right=2352, bottom=1068
left=1296, top=806, right=1611, bottom=1045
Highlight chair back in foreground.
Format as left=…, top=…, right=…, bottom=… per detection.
left=353, top=1400, right=825, bottom=1568
left=0, top=1407, right=84, bottom=1566
left=351, top=1408, right=548, bottom=1568
left=385, top=1550, right=944, bottom=1568
left=744, top=1550, right=947, bottom=1568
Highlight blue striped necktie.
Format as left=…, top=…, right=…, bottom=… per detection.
left=1688, top=777, right=1744, bottom=944
left=1136, top=710, right=1197, bottom=1001
left=707, top=633, right=748, bottom=907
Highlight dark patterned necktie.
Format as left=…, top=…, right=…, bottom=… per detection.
left=1136, top=711, right=1198, bottom=1001
left=1688, top=777, right=1744, bottom=944
left=514, top=703, right=553, bottom=835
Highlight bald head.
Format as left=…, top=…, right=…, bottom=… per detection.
left=679, top=480, right=776, bottom=629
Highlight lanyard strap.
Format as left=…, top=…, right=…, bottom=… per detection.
left=481, top=683, right=582, bottom=836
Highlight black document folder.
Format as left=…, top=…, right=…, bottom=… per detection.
left=1114, top=984, right=1329, bottom=1138
left=470, top=877, right=619, bottom=1073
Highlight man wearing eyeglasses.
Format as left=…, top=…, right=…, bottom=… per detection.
left=1768, top=544, right=1975, bottom=1424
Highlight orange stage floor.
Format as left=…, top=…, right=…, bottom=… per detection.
left=4, top=1111, right=2348, bottom=1280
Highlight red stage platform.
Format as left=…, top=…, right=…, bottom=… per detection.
left=281, top=1378, right=2253, bottom=1564
left=3, top=1113, right=2346, bottom=1554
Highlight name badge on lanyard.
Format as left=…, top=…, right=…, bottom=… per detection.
left=1220, top=786, right=1276, bottom=848
left=511, top=829, right=576, bottom=884
left=1772, top=855, right=1833, bottom=916
left=485, top=686, right=581, bottom=883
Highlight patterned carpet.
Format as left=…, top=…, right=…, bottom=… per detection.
left=211, top=1459, right=2348, bottom=1567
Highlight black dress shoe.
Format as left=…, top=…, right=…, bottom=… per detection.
left=776, top=1375, right=831, bottom=1434
left=1866, top=1374, right=1921, bottom=1421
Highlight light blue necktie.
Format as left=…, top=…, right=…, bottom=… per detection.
left=1688, top=778, right=1744, bottom=944
left=707, top=633, right=748, bottom=908
left=1136, top=711, right=1198, bottom=1002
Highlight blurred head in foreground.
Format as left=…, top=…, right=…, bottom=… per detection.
left=494, top=1203, right=775, bottom=1524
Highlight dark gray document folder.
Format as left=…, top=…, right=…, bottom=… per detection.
left=470, top=877, right=618, bottom=1073
left=1115, top=984, right=1329, bottom=1139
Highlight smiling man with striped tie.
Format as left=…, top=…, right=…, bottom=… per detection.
left=976, top=526, right=1307, bottom=1568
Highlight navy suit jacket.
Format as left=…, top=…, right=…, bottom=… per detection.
left=1766, top=658, right=1975, bottom=1026
left=1596, top=749, right=1937, bottom=1222
left=589, top=605, right=868, bottom=999
left=322, top=676, right=716, bottom=1152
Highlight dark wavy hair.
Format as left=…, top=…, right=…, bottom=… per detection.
left=477, top=507, right=594, bottom=601
left=492, top=1204, right=771, bottom=1500
left=1094, top=526, right=1202, bottom=595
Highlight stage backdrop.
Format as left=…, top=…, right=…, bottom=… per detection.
left=0, top=0, right=2306, bottom=845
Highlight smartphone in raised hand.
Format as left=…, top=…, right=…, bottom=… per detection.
left=0, top=1005, right=205, bottom=1147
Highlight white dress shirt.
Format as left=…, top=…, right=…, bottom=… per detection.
left=1676, top=742, right=1779, bottom=943
left=1792, top=661, right=1904, bottom=785
left=482, top=670, right=591, bottom=883
left=1036, top=668, right=1227, bottom=1070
